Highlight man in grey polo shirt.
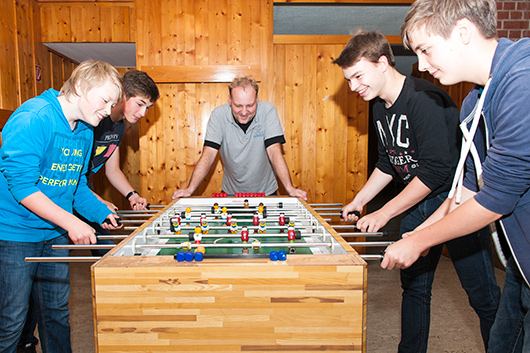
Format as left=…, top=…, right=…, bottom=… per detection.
left=172, top=76, right=307, bottom=201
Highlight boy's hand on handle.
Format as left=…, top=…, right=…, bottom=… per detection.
left=67, top=218, right=97, bottom=245
left=101, top=215, right=122, bottom=230
left=341, top=207, right=361, bottom=222
left=129, top=193, right=148, bottom=210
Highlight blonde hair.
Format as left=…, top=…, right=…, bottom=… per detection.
left=401, top=0, right=498, bottom=50
left=60, top=60, right=123, bottom=101
left=228, top=76, right=259, bottom=97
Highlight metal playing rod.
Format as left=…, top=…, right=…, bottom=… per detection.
left=173, top=210, right=310, bottom=218
left=136, top=242, right=331, bottom=249
left=27, top=253, right=376, bottom=262
left=175, top=225, right=303, bottom=231
left=124, top=227, right=142, bottom=231
left=126, top=232, right=327, bottom=239
left=52, top=245, right=115, bottom=250
left=115, top=213, right=157, bottom=218
left=164, top=202, right=343, bottom=207
left=161, top=216, right=305, bottom=223
left=331, top=225, right=365, bottom=229
left=25, top=257, right=102, bottom=262
left=120, top=219, right=149, bottom=224
left=337, top=232, right=387, bottom=237
left=347, top=241, right=394, bottom=247
left=98, top=235, right=128, bottom=239
left=309, top=203, right=343, bottom=207
left=117, top=209, right=159, bottom=214
left=359, top=254, right=384, bottom=261
left=137, top=223, right=316, bottom=232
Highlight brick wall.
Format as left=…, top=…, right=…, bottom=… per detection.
left=496, top=0, right=530, bottom=39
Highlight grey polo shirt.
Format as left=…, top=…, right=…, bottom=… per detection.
left=204, top=101, right=285, bottom=195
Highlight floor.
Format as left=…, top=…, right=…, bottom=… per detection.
left=37, top=183, right=507, bottom=352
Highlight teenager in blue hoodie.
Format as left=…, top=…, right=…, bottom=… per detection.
left=0, top=60, right=123, bottom=353
left=17, top=70, right=160, bottom=353
left=381, top=0, right=530, bottom=351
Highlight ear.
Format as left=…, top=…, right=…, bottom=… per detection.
left=74, top=81, right=83, bottom=97
left=453, top=18, right=474, bottom=45
left=228, top=94, right=232, bottom=104
left=377, top=55, right=390, bottom=71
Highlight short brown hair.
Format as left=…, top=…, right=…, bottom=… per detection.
left=123, top=70, right=159, bottom=102
left=60, top=60, right=123, bottom=101
left=401, top=0, right=498, bottom=50
left=228, top=76, right=259, bottom=96
left=333, top=31, right=395, bottom=69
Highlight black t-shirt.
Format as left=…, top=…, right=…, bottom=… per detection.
left=86, top=116, right=125, bottom=190
left=372, top=76, right=460, bottom=197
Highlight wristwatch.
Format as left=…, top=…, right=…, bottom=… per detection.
left=126, top=190, right=139, bottom=201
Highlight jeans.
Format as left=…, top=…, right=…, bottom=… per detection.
left=18, top=295, right=39, bottom=348
left=488, top=256, right=530, bottom=353
left=398, top=192, right=500, bottom=353
left=0, top=235, right=71, bottom=353
left=19, top=213, right=114, bottom=349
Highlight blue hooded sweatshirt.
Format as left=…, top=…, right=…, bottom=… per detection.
left=461, top=38, right=530, bottom=283
left=0, top=89, right=111, bottom=242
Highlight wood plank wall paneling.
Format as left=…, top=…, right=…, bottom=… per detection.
left=0, top=0, right=18, bottom=111
left=135, top=0, right=274, bottom=206
left=142, top=65, right=261, bottom=83
left=39, top=1, right=134, bottom=43
left=0, top=0, right=77, bottom=111
left=16, top=0, right=36, bottom=105
left=274, top=43, right=370, bottom=205
left=33, top=0, right=52, bottom=96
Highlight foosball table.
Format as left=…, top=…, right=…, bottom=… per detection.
left=91, top=196, right=367, bottom=352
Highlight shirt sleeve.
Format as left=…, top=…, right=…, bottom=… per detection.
left=73, top=175, right=111, bottom=225
left=408, top=90, right=459, bottom=191
left=265, top=135, right=286, bottom=148
left=204, top=140, right=221, bottom=150
left=473, top=71, right=530, bottom=215
left=262, top=103, right=285, bottom=141
left=72, top=132, right=112, bottom=224
left=0, top=110, right=49, bottom=202
left=204, top=106, right=226, bottom=147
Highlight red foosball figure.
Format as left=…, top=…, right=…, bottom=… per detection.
left=241, top=226, right=249, bottom=243
left=279, top=213, right=286, bottom=226
left=287, top=226, right=296, bottom=243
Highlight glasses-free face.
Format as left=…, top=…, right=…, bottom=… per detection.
left=76, top=79, right=121, bottom=127
left=342, top=57, right=386, bottom=102
left=122, top=96, right=154, bottom=124
left=228, top=86, right=258, bottom=125
left=408, top=23, right=468, bottom=86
